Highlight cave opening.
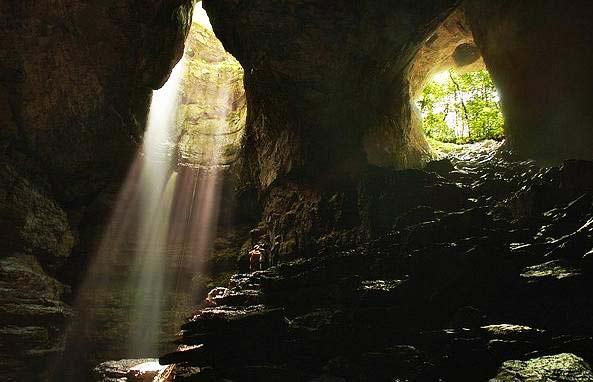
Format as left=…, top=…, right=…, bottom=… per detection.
left=175, top=2, right=246, bottom=169
left=52, top=2, right=248, bottom=379
left=402, top=8, right=507, bottom=163
left=5, top=1, right=593, bottom=381
left=416, top=68, right=504, bottom=154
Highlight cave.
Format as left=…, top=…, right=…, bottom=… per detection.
left=2, top=1, right=593, bottom=381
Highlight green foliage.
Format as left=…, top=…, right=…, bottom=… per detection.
left=417, top=69, right=504, bottom=144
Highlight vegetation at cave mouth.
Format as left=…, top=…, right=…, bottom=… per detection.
left=417, top=69, right=504, bottom=144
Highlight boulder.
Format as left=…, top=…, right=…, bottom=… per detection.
left=0, top=162, right=73, bottom=273
left=489, top=353, right=593, bottom=382
left=0, top=255, right=72, bottom=380
left=94, top=358, right=167, bottom=382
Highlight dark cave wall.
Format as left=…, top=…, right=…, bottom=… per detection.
left=465, top=0, right=593, bottom=163
left=207, top=0, right=593, bottom=192
left=0, top=0, right=193, bottom=205
left=202, top=0, right=593, bottom=265
left=0, top=1, right=193, bottom=379
left=203, top=0, right=461, bottom=191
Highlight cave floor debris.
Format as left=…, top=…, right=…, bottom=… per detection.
left=105, top=144, right=593, bottom=381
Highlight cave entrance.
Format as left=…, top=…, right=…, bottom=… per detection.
left=175, top=2, right=247, bottom=168
left=61, top=2, right=249, bottom=368
left=416, top=68, right=504, bottom=151
left=405, top=8, right=506, bottom=159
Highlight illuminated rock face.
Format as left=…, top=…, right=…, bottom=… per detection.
left=408, top=8, right=484, bottom=99
left=176, top=22, right=246, bottom=167
left=491, top=353, right=593, bottom=382
left=402, top=8, right=486, bottom=164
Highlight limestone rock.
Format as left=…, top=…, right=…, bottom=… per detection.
left=453, top=43, right=482, bottom=67
left=204, top=0, right=460, bottom=190
left=465, top=0, right=593, bottom=163
left=481, top=325, right=545, bottom=342
left=163, top=151, right=593, bottom=381
left=0, top=2, right=196, bottom=380
left=408, top=8, right=483, bottom=98
left=520, top=260, right=583, bottom=282
left=94, top=358, right=167, bottom=382
left=490, top=353, right=593, bottom=382
left=0, top=162, right=73, bottom=273
left=0, top=255, right=72, bottom=381
left=176, top=21, right=246, bottom=167
left=424, top=158, right=455, bottom=176
left=0, top=0, right=194, bottom=204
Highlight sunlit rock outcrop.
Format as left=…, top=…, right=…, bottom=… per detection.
left=491, top=353, right=593, bottom=382
left=176, top=22, right=246, bottom=167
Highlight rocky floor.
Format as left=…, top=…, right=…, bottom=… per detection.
left=94, top=358, right=173, bottom=382
left=115, top=142, right=593, bottom=381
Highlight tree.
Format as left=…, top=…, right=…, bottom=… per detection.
left=417, top=69, right=504, bottom=143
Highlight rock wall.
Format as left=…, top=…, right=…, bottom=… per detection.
left=204, top=0, right=593, bottom=189
left=0, top=164, right=74, bottom=380
left=407, top=8, right=483, bottom=99
left=0, top=0, right=193, bottom=205
left=203, top=0, right=461, bottom=191
left=161, top=152, right=593, bottom=381
left=465, top=0, right=593, bottom=163
left=52, top=21, right=248, bottom=379
left=404, top=8, right=485, bottom=161
left=0, top=1, right=194, bottom=380
left=176, top=21, right=246, bottom=167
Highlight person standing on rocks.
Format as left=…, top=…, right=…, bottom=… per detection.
left=249, top=245, right=262, bottom=272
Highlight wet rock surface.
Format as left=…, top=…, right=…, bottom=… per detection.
left=490, top=353, right=593, bottom=382
left=162, top=143, right=593, bottom=381
left=95, top=358, right=167, bottom=382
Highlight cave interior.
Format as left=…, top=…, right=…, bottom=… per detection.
left=1, top=0, right=593, bottom=381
